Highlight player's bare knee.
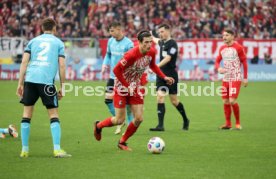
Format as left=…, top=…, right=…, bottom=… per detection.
left=157, top=96, right=165, bottom=103
left=171, top=99, right=179, bottom=107
left=115, top=117, right=125, bottom=125
left=47, top=108, right=59, bottom=119
left=23, top=106, right=34, bottom=118
left=135, top=115, right=143, bottom=122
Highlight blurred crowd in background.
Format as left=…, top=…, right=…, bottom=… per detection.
left=0, top=0, right=275, bottom=40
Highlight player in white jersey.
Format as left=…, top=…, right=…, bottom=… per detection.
left=215, top=29, right=248, bottom=130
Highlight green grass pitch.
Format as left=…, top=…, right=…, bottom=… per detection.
left=0, top=81, right=276, bottom=179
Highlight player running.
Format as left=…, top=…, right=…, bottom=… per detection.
left=102, top=22, right=134, bottom=135
left=215, top=29, right=248, bottom=130
left=94, top=30, right=174, bottom=151
left=16, top=18, right=71, bottom=158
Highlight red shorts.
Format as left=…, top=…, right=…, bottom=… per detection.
left=221, top=81, right=241, bottom=99
left=113, top=90, right=144, bottom=108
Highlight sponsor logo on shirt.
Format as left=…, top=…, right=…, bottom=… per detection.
left=31, top=61, right=50, bottom=66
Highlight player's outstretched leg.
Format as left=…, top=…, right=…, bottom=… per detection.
left=94, top=117, right=114, bottom=141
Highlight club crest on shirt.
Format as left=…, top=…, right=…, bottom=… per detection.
left=119, top=100, right=123, bottom=106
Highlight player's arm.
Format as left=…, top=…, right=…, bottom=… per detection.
left=16, top=52, right=30, bottom=97
left=238, top=47, right=248, bottom=87
left=150, top=31, right=160, bottom=44
left=158, top=55, right=171, bottom=68
left=149, top=54, right=174, bottom=85
left=214, top=47, right=225, bottom=74
left=58, top=57, right=66, bottom=100
left=158, top=42, right=177, bottom=68
left=59, top=56, right=66, bottom=86
left=58, top=43, right=66, bottom=99
left=113, top=53, right=134, bottom=88
left=140, top=73, right=148, bottom=86
left=102, top=39, right=112, bottom=74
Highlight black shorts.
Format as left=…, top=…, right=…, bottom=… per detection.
left=20, top=82, right=58, bottom=109
left=156, top=72, right=178, bottom=94
left=105, top=78, right=114, bottom=93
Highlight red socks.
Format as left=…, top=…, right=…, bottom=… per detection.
left=120, top=122, right=139, bottom=143
left=223, top=103, right=240, bottom=126
left=97, top=117, right=114, bottom=129
left=224, top=104, right=232, bottom=126
left=232, top=103, right=240, bottom=125
left=97, top=118, right=140, bottom=143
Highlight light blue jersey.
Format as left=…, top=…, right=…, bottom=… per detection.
left=24, top=34, right=65, bottom=84
left=103, top=36, right=133, bottom=79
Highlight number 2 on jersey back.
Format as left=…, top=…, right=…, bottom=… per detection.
left=37, top=42, right=50, bottom=61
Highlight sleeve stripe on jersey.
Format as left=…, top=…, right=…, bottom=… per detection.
left=59, top=55, right=65, bottom=58
left=24, top=50, right=31, bottom=54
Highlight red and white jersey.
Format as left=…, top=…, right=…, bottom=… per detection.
left=113, top=46, right=165, bottom=90
left=215, top=42, right=248, bottom=82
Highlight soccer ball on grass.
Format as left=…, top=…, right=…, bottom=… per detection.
left=147, top=137, right=165, bottom=154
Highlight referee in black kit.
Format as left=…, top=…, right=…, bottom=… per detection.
left=149, top=24, right=190, bottom=131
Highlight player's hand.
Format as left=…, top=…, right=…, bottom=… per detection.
left=128, top=82, right=137, bottom=94
left=57, top=89, right=63, bottom=100
left=164, top=77, right=175, bottom=85
left=218, top=67, right=227, bottom=74
left=101, top=65, right=110, bottom=75
left=128, top=86, right=135, bottom=95
left=148, top=69, right=153, bottom=74
left=243, top=79, right=248, bottom=87
left=16, top=84, right=24, bottom=97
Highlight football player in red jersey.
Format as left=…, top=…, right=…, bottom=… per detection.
left=93, top=30, right=174, bottom=151
left=215, top=29, right=248, bottom=130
